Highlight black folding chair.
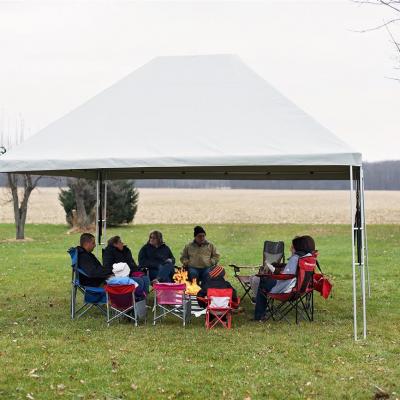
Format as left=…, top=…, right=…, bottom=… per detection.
left=229, top=241, right=285, bottom=303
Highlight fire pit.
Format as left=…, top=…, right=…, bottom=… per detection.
left=173, top=268, right=203, bottom=315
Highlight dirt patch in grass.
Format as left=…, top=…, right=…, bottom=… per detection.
left=0, top=237, right=34, bottom=243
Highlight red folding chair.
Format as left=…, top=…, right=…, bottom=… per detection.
left=261, top=253, right=316, bottom=324
left=204, top=288, right=240, bottom=329
left=105, top=284, right=142, bottom=326
left=153, top=283, right=191, bottom=326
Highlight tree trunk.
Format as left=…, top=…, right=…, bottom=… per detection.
left=70, top=178, right=92, bottom=229
left=7, top=173, right=40, bottom=240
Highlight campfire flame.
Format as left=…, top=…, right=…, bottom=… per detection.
left=173, top=268, right=201, bottom=295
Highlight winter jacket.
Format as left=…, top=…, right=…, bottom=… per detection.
left=102, top=244, right=138, bottom=273
left=197, top=276, right=238, bottom=308
left=138, top=243, right=175, bottom=270
left=77, top=246, right=112, bottom=287
left=269, top=251, right=311, bottom=294
left=180, top=240, right=220, bottom=269
left=106, top=276, right=138, bottom=287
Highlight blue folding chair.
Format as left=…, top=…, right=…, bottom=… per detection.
left=67, top=247, right=107, bottom=319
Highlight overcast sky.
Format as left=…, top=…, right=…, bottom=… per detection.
left=0, top=0, right=399, bottom=161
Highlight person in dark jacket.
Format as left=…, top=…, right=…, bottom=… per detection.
left=197, top=266, right=238, bottom=309
left=103, top=236, right=150, bottom=294
left=138, top=230, right=175, bottom=283
left=77, top=233, right=112, bottom=287
left=103, top=235, right=138, bottom=272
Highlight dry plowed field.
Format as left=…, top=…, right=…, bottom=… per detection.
left=1, top=188, right=399, bottom=225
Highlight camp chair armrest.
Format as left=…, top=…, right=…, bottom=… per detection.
left=229, top=264, right=260, bottom=269
left=197, top=296, right=208, bottom=303
left=271, top=273, right=296, bottom=280
left=257, top=273, right=295, bottom=280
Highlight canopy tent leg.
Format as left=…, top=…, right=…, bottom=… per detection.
left=351, top=165, right=368, bottom=340
left=95, top=171, right=104, bottom=254
left=350, top=166, right=357, bottom=341
left=103, top=176, right=108, bottom=247
left=361, top=166, right=370, bottom=298
left=95, top=173, right=100, bottom=256
left=360, top=166, right=367, bottom=339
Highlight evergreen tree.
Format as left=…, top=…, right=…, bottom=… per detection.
left=59, top=179, right=138, bottom=228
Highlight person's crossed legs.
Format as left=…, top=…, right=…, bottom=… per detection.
left=254, top=277, right=277, bottom=321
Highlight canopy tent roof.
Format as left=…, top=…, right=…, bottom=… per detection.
left=0, top=54, right=361, bottom=180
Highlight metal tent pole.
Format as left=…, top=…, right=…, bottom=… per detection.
left=350, top=165, right=358, bottom=341
left=95, top=171, right=100, bottom=256
left=355, top=178, right=362, bottom=266
left=96, top=171, right=104, bottom=250
left=103, top=176, right=108, bottom=247
left=361, top=166, right=370, bottom=298
left=359, top=166, right=367, bottom=339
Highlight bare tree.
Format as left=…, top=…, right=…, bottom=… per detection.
left=0, top=113, right=42, bottom=240
left=355, top=0, right=400, bottom=79
left=7, top=173, right=41, bottom=239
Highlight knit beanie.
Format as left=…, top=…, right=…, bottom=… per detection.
left=112, top=262, right=130, bottom=278
left=209, top=265, right=225, bottom=279
left=194, top=225, right=206, bottom=237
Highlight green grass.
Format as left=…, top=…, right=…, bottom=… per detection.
left=0, top=223, right=399, bottom=400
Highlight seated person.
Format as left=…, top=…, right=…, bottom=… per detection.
left=103, top=235, right=150, bottom=294
left=138, top=230, right=175, bottom=283
left=197, top=266, right=239, bottom=309
left=106, top=263, right=145, bottom=300
left=254, top=235, right=315, bottom=321
left=77, top=233, right=112, bottom=287
left=106, top=262, right=139, bottom=287
left=180, top=226, right=220, bottom=285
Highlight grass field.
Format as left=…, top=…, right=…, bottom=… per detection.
left=0, top=223, right=399, bottom=399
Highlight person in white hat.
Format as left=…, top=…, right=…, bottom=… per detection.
left=106, top=262, right=139, bottom=289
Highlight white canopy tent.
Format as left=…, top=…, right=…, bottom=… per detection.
left=0, top=54, right=367, bottom=339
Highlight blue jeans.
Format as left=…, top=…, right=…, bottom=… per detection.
left=254, top=278, right=277, bottom=320
left=148, top=261, right=175, bottom=282
left=188, top=267, right=211, bottom=285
